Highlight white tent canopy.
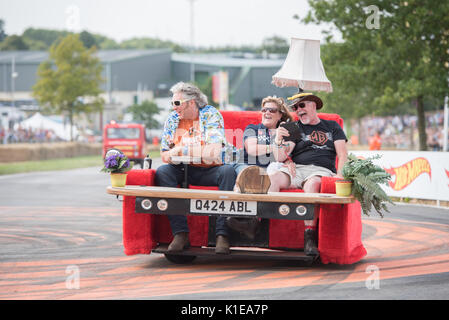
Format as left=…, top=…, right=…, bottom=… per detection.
left=16, top=112, right=78, bottom=141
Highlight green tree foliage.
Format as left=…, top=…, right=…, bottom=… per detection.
left=32, top=34, right=105, bottom=141
left=259, top=35, right=289, bottom=54
left=119, top=37, right=187, bottom=52
left=302, top=0, right=449, bottom=150
left=0, top=35, right=29, bottom=50
left=22, top=28, right=71, bottom=48
left=79, top=30, right=98, bottom=49
left=0, top=19, right=7, bottom=42
left=127, top=100, right=161, bottom=130
left=196, top=76, right=214, bottom=108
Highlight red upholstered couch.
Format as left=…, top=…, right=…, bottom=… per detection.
left=121, top=110, right=367, bottom=265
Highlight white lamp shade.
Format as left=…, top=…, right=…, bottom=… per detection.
left=272, top=38, right=332, bottom=92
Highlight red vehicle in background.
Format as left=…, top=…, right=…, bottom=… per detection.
left=103, top=121, right=146, bottom=168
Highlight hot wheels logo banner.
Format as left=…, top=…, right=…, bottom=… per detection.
left=385, top=157, right=431, bottom=191
left=352, top=151, right=449, bottom=202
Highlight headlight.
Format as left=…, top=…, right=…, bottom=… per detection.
left=157, top=199, right=168, bottom=211
left=278, top=204, right=290, bottom=216
left=296, top=205, right=307, bottom=216
left=141, top=199, right=152, bottom=210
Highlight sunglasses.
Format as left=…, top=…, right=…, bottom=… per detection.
left=171, top=99, right=191, bottom=107
left=291, top=102, right=306, bottom=111
left=261, top=107, right=280, bottom=114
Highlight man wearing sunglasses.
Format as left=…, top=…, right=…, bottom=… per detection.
left=155, top=82, right=236, bottom=255
left=268, top=93, right=348, bottom=256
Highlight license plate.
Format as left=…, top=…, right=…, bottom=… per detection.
left=190, top=199, right=257, bottom=216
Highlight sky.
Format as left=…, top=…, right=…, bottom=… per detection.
left=0, top=0, right=337, bottom=47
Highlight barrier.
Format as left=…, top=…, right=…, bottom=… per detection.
left=0, top=142, right=102, bottom=162
left=352, top=151, right=449, bottom=202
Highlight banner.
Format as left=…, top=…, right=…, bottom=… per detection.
left=351, top=151, right=449, bottom=201
left=212, top=71, right=228, bottom=108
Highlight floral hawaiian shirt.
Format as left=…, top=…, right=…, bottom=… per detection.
left=160, top=105, right=225, bottom=152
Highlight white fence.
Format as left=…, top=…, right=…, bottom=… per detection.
left=351, top=151, right=449, bottom=202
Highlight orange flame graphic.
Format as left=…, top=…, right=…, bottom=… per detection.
left=385, top=157, right=431, bottom=191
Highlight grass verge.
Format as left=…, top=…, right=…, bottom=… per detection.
left=0, top=155, right=103, bottom=175
left=0, top=151, right=161, bottom=175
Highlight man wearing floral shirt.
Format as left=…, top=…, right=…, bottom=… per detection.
left=155, top=82, right=236, bottom=254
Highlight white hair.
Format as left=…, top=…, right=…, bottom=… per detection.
left=170, top=82, right=208, bottom=108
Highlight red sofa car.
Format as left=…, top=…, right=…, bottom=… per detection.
left=119, top=110, right=367, bottom=265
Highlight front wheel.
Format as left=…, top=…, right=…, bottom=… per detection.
left=164, top=254, right=197, bottom=264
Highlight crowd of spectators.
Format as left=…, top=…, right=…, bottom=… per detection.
left=0, top=127, right=62, bottom=144
left=2, top=111, right=448, bottom=151
left=350, top=111, right=447, bottom=151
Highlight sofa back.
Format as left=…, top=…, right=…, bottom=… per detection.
left=219, top=110, right=344, bottom=149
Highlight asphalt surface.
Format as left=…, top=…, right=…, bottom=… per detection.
left=1, top=160, right=449, bottom=300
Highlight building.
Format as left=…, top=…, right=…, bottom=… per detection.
left=0, top=49, right=171, bottom=127
left=172, top=53, right=296, bottom=108
left=0, top=49, right=296, bottom=133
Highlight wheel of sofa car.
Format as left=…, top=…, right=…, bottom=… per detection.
left=164, top=253, right=197, bottom=264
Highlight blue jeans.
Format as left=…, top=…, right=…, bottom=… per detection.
left=155, top=164, right=236, bottom=237
left=232, top=163, right=249, bottom=176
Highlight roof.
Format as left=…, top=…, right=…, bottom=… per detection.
left=0, top=49, right=171, bottom=64
left=171, top=53, right=286, bottom=68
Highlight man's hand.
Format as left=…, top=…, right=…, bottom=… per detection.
left=161, top=146, right=183, bottom=164
left=334, top=173, right=344, bottom=180
left=274, top=126, right=290, bottom=145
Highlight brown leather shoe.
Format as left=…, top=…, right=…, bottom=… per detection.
left=215, top=235, right=230, bottom=254
left=226, top=217, right=260, bottom=240
left=304, top=229, right=319, bottom=256
left=167, top=232, right=190, bottom=253
left=235, top=165, right=271, bottom=194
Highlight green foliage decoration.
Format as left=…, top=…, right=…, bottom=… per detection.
left=342, top=153, right=394, bottom=217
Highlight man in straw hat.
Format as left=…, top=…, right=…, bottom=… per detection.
left=268, top=92, right=348, bottom=256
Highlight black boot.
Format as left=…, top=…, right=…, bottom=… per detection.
left=167, top=232, right=190, bottom=253
left=226, top=217, right=260, bottom=240
left=304, top=228, right=319, bottom=256
left=215, top=235, right=230, bottom=254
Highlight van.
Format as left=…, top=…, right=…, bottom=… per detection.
left=103, top=121, right=146, bottom=168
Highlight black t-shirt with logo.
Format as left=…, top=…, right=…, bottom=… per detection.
left=242, top=123, right=276, bottom=167
left=290, top=119, right=347, bottom=173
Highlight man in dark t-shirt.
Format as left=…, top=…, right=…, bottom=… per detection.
left=268, top=92, right=348, bottom=256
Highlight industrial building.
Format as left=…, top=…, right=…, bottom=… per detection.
left=0, top=49, right=295, bottom=133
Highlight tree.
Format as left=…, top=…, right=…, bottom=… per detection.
left=259, top=35, right=289, bottom=54
left=79, top=30, right=98, bottom=49
left=127, top=100, right=161, bottom=130
left=302, top=0, right=449, bottom=150
left=23, top=28, right=71, bottom=48
left=32, top=34, right=104, bottom=141
left=0, top=35, right=29, bottom=50
left=0, top=19, right=7, bottom=42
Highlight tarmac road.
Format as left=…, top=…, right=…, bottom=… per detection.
left=0, top=161, right=449, bottom=300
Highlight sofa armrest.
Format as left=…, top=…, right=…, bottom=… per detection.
left=320, top=176, right=339, bottom=194
left=126, top=169, right=156, bottom=186
left=122, top=169, right=157, bottom=255
left=318, top=176, right=367, bottom=264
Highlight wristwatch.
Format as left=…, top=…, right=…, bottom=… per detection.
left=266, top=144, right=271, bottom=154
left=274, top=139, right=285, bottom=148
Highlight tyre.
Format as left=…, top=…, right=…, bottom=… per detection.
left=164, top=253, right=197, bottom=264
